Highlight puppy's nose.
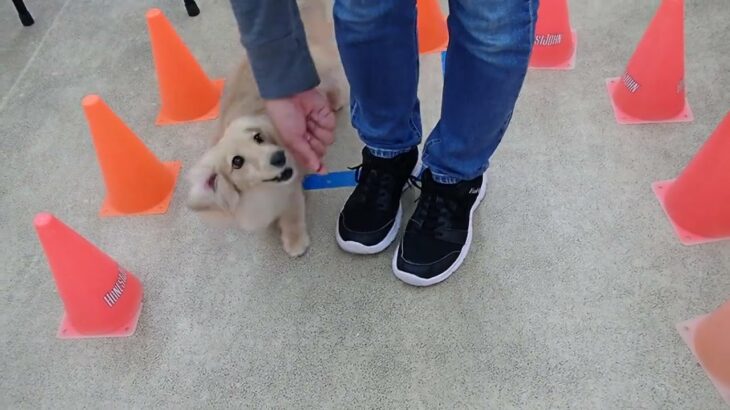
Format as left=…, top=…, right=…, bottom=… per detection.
left=270, top=150, right=286, bottom=168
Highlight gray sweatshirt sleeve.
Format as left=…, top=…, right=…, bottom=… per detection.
left=230, top=0, right=320, bottom=99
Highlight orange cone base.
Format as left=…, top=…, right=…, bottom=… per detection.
left=605, top=78, right=693, bottom=124
left=421, top=39, right=448, bottom=55
left=677, top=315, right=730, bottom=405
left=155, top=79, right=225, bottom=125
left=100, top=161, right=182, bottom=217
left=529, top=29, right=577, bottom=71
left=652, top=179, right=730, bottom=245
left=57, top=302, right=143, bottom=339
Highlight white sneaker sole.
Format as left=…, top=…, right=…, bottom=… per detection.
left=392, top=174, right=488, bottom=287
left=336, top=205, right=402, bottom=255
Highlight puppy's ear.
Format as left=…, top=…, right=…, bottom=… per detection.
left=186, top=158, right=241, bottom=212
left=186, top=162, right=220, bottom=211
left=210, top=173, right=241, bottom=212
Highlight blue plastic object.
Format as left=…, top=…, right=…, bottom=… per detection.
left=303, top=170, right=357, bottom=191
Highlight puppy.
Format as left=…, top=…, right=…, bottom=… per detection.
left=187, top=0, right=345, bottom=257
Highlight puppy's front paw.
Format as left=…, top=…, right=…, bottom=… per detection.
left=282, top=231, right=310, bottom=257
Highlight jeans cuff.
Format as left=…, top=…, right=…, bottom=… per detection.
left=367, top=146, right=416, bottom=159
left=425, top=165, right=489, bottom=185
left=427, top=169, right=460, bottom=185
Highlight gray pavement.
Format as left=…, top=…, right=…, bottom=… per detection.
left=1, top=0, right=728, bottom=408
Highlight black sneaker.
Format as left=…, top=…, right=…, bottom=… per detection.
left=393, top=169, right=486, bottom=286
left=337, top=148, right=418, bottom=254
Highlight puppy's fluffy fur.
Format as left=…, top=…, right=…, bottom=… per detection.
left=187, top=0, right=345, bottom=257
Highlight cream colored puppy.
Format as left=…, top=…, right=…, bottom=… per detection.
left=187, top=0, right=345, bottom=257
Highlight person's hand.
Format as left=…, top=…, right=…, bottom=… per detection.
left=265, top=89, right=336, bottom=173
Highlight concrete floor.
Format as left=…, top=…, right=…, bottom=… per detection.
left=1, top=0, right=729, bottom=408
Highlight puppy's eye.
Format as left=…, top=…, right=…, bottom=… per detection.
left=253, top=133, right=264, bottom=144
left=231, top=155, right=245, bottom=169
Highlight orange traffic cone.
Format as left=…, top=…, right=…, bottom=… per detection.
left=606, top=0, right=692, bottom=124
left=652, top=112, right=730, bottom=245
left=677, top=301, right=730, bottom=405
left=417, top=0, right=448, bottom=54
left=529, top=0, right=577, bottom=70
left=82, top=94, right=181, bottom=216
left=146, top=8, right=224, bottom=125
left=34, top=213, right=143, bottom=338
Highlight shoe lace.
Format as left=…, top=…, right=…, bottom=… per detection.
left=348, top=163, right=397, bottom=211
left=409, top=176, right=460, bottom=235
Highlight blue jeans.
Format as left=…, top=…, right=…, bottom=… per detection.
left=334, top=0, right=538, bottom=183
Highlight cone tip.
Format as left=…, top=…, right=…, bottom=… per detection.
left=34, top=212, right=55, bottom=228
left=146, top=8, right=162, bottom=19
left=82, top=94, right=101, bottom=108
